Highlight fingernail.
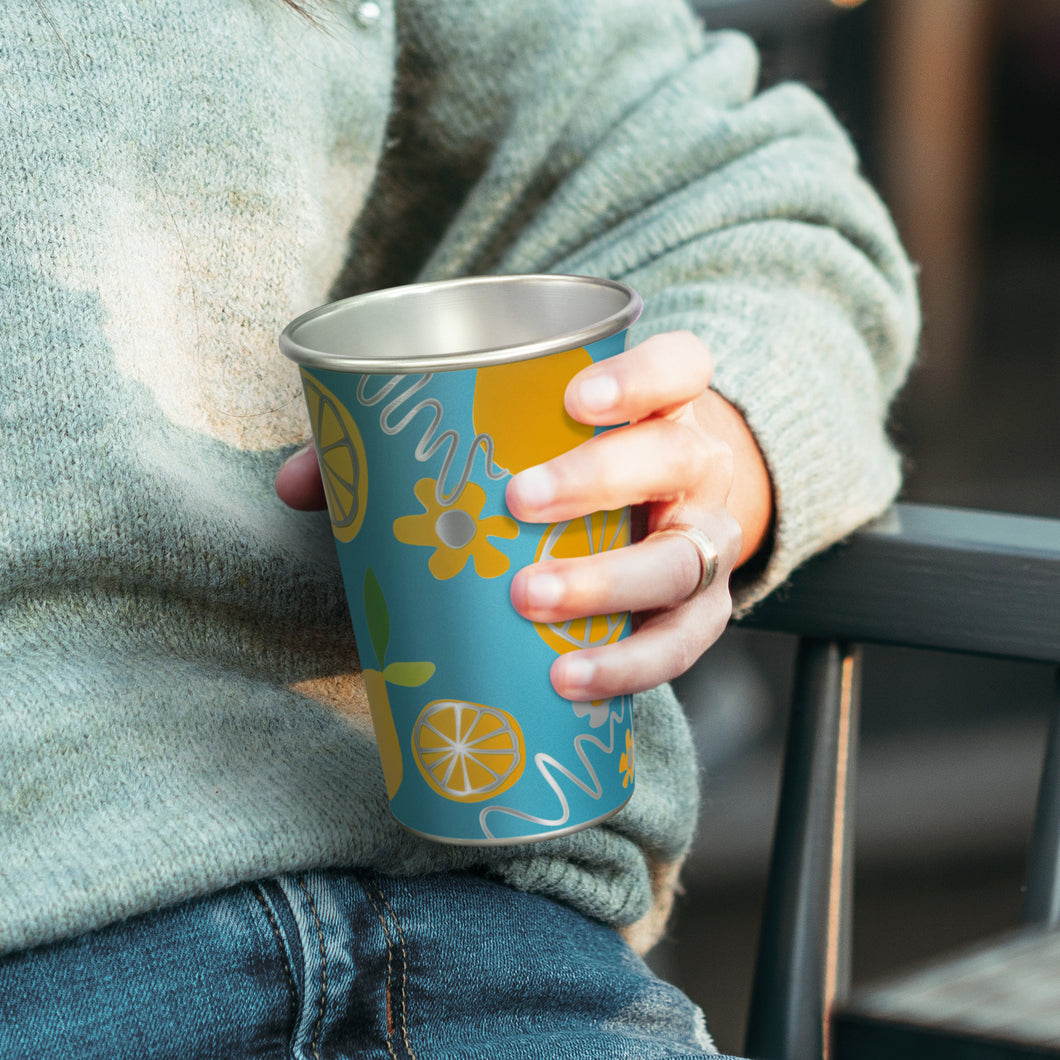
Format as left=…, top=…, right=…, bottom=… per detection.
left=577, top=373, right=620, bottom=413
left=282, top=441, right=317, bottom=469
left=510, top=465, right=555, bottom=508
left=526, top=573, right=564, bottom=609
left=561, top=656, right=595, bottom=691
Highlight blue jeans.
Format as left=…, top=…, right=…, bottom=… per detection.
left=0, top=868, right=741, bottom=1058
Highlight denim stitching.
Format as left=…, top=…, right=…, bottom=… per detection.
left=250, top=884, right=299, bottom=1050
left=295, top=876, right=328, bottom=1060
left=371, top=884, right=418, bottom=1060
left=360, top=882, right=404, bottom=1060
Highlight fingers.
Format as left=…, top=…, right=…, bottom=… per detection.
left=275, top=443, right=328, bottom=510
left=511, top=517, right=739, bottom=620
left=564, top=330, right=714, bottom=426
left=550, top=590, right=734, bottom=701
left=508, top=331, right=727, bottom=524
left=506, top=412, right=734, bottom=525
left=512, top=512, right=742, bottom=701
left=508, top=331, right=740, bottom=699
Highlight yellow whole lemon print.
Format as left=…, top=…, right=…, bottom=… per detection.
left=533, top=507, right=631, bottom=655
left=363, top=669, right=403, bottom=799
left=360, top=567, right=437, bottom=801
left=300, top=369, right=368, bottom=543
left=472, top=346, right=595, bottom=474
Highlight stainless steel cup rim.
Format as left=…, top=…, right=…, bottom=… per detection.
left=279, top=273, right=642, bottom=373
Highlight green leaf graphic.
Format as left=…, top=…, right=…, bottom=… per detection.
left=382, top=661, right=435, bottom=688
left=363, top=567, right=390, bottom=668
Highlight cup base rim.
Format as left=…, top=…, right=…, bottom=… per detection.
left=392, top=790, right=635, bottom=847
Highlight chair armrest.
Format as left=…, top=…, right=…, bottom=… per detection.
left=738, top=503, right=1060, bottom=665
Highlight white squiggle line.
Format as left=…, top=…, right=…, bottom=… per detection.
left=478, top=696, right=630, bottom=839
left=356, top=373, right=507, bottom=506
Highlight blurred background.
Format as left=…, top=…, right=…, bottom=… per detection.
left=657, top=1, right=1060, bottom=1053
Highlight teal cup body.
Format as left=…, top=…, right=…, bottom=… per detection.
left=280, top=274, right=642, bottom=845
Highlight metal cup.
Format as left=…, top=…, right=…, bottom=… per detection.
left=280, top=274, right=642, bottom=844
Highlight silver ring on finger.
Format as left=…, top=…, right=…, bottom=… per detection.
left=650, top=523, right=719, bottom=601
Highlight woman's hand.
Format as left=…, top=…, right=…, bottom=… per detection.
left=274, top=330, right=774, bottom=703
left=505, top=330, right=773, bottom=702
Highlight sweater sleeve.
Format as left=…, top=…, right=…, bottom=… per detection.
left=342, top=0, right=921, bottom=609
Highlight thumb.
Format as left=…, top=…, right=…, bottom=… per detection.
left=275, top=443, right=328, bottom=511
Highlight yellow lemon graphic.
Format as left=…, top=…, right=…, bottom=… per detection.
left=412, top=700, right=525, bottom=803
left=364, top=669, right=403, bottom=799
left=300, top=369, right=368, bottom=543
left=472, top=346, right=595, bottom=474
left=534, top=508, right=630, bottom=655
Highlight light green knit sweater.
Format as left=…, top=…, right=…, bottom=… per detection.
left=0, top=0, right=918, bottom=957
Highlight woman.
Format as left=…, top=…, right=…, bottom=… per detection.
left=0, top=0, right=918, bottom=1054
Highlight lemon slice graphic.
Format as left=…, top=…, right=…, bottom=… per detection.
left=412, top=700, right=525, bottom=802
left=534, top=508, right=630, bottom=655
left=300, top=369, right=368, bottom=543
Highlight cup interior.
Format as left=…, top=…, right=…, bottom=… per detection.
left=280, top=274, right=640, bottom=372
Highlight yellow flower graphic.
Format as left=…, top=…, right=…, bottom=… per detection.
left=619, top=728, right=634, bottom=789
left=394, top=478, right=519, bottom=580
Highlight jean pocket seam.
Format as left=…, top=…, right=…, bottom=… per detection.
left=294, top=876, right=329, bottom=1060
left=361, top=879, right=417, bottom=1060
left=249, top=882, right=300, bottom=1044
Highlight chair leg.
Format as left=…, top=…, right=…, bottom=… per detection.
left=1023, top=672, right=1060, bottom=928
left=744, top=638, right=861, bottom=1060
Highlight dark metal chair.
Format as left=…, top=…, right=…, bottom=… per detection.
left=693, top=0, right=846, bottom=33
left=736, top=502, right=1060, bottom=1059
left=691, top=0, right=851, bottom=87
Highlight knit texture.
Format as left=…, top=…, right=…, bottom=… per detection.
left=0, top=0, right=918, bottom=957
